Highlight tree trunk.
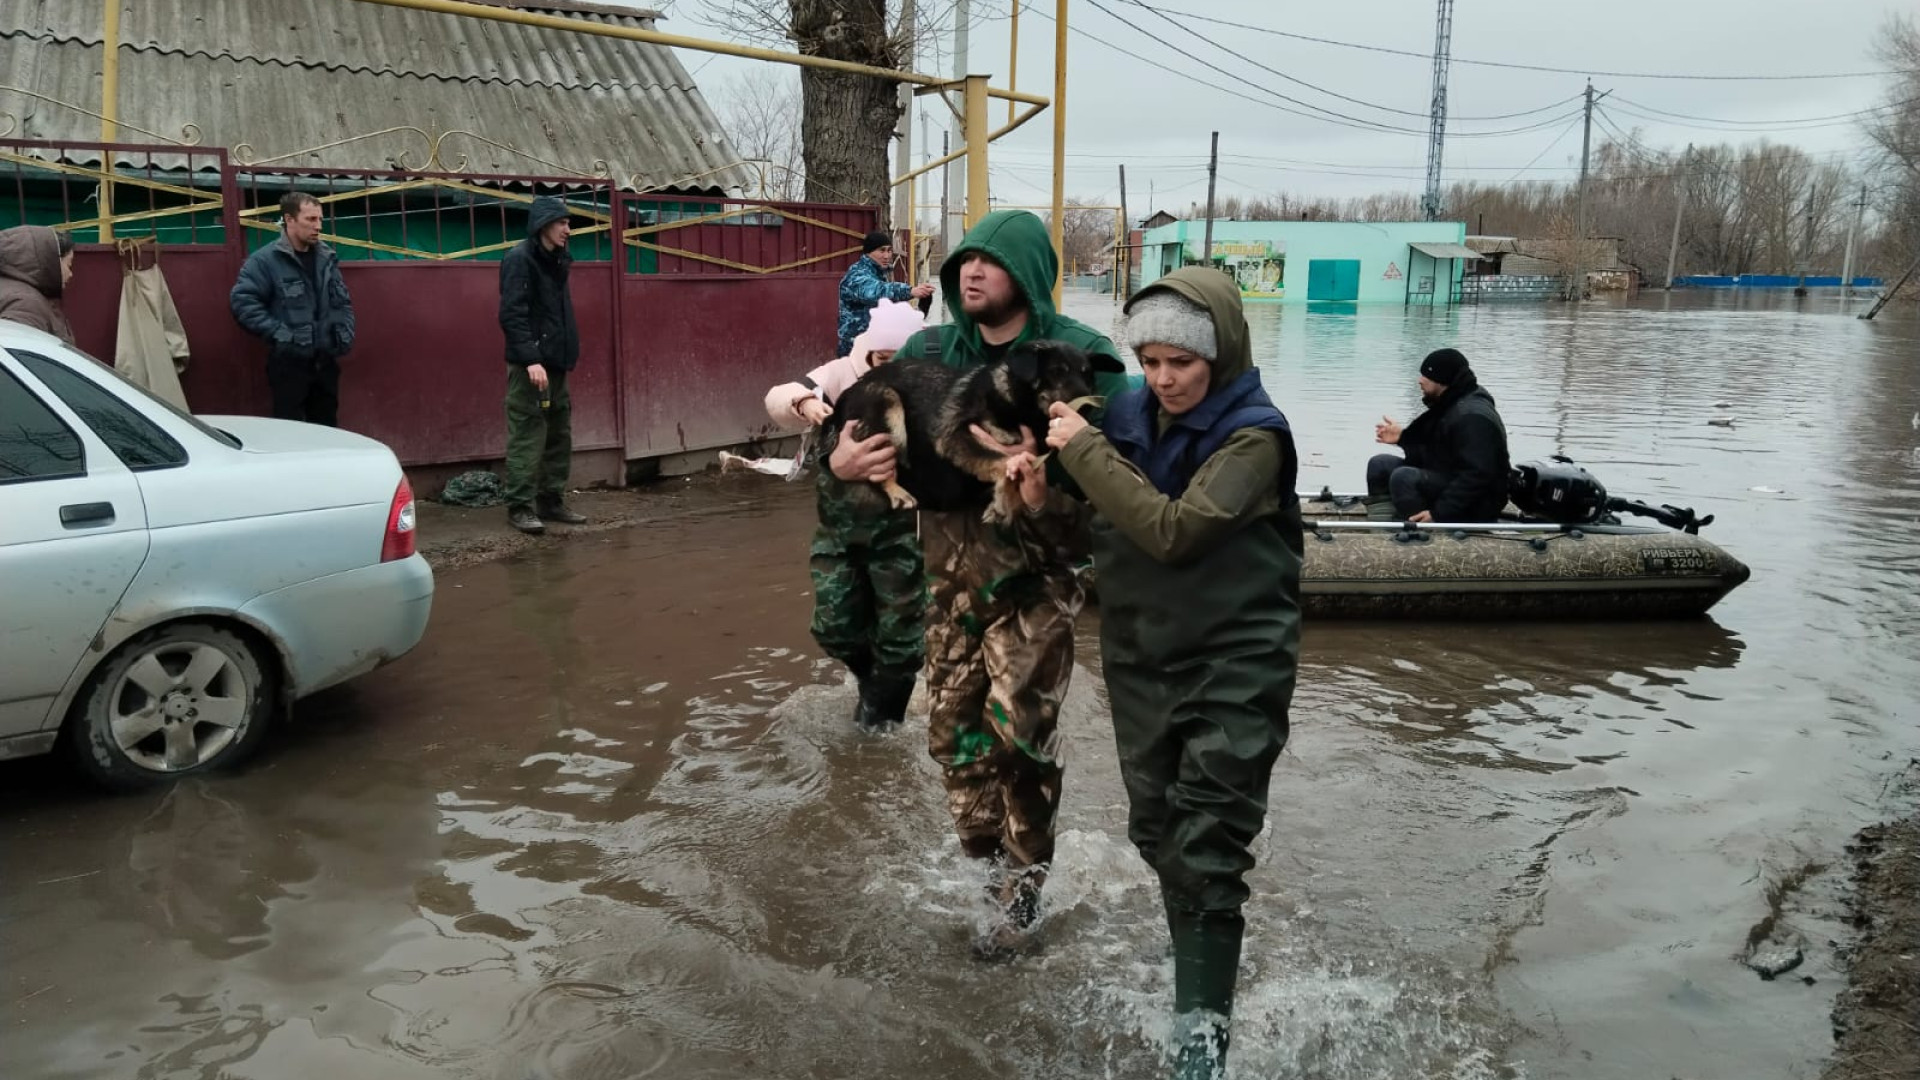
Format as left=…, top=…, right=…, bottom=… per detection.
left=790, top=0, right=902, bottom=208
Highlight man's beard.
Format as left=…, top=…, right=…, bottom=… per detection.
left=963, top=293, right=1022, bottom=329
left=1422, top=390, right=1444, bottom=408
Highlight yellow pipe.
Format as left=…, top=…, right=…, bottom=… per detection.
left=345, top=0, right=1045, bottom=104
left=1050, top=0, right=1068, bottom=306
left=98, top=0, right=119, bottom=241
left=892, top=100, right=1045, bottom=188
left=964, top=75, right=990, bottom=229
left=1007, top=2, right=1021, bottom=125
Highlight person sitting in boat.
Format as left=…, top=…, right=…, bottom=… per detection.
left=1366, top=347, right=1510, bottom=522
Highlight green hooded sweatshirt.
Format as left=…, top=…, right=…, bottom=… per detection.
left=894, top=210, right=1131, bottom=401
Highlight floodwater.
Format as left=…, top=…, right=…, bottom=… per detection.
left=3, top=290, right=1917, bottom=1080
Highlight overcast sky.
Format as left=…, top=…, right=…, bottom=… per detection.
left=615, top=0, right=1906, bottom=213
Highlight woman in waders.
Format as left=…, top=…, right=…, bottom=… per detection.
left=1005, top=267, right=1302, bottom=1079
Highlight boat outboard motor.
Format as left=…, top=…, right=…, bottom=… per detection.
left=1510, top=456, right=1609, bottom=524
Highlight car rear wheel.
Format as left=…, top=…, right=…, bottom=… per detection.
left=66, top=623, right=274, bottom=791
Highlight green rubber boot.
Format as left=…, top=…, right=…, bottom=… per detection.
left=1168, top=908, right=1244, bottom=1080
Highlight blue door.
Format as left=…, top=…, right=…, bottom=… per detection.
left=1307, top=259, right=1360, bottom=301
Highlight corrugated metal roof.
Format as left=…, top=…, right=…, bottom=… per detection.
left=0, top=0, right=754, bottom=193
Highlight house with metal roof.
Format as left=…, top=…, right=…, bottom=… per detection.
left=0, top=0, right=754, bottom=194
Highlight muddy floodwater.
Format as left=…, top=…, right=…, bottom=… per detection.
left=3, top=291, right=1916, bottom=1080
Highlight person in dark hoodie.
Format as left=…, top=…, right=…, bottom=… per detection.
left=1366, top=347, right=1510, bottom=522
left=0, top=226, right=76, bottom=345
left=498, top=195, right=589, bottom=535
left=828, top=210, right=1132, bottom=959
left=1007, top=267, right=1301, bottom=1080
left=230, top=192, right=355, bottom=425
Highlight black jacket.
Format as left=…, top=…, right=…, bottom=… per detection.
left=230, top=234, right=355, bottom=361
left=498, top=201, right=579, bottom=371
left=1399, top=371, right=1510, bottom=521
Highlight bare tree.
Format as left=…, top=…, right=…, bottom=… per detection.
left=713, top=69, right=806, bottom=200
left=1056, top=198, right=1115, bottom=272
left=706, top=0, right=912, bottom=207
left=1865, top=14, right=1920, bottom=291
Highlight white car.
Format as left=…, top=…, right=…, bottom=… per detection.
left=0, top=323, right=433, bottom=789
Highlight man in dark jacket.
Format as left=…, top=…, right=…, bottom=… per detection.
left=1367, top=347, right=1510, bottom=522
left=498, top=195, right=588, bottom=535
left=230, top=192, right=355, bottom=426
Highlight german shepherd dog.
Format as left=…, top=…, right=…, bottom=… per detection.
left=831, top=340, right=1097, bottom=523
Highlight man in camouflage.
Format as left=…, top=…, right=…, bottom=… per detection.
left=808, top=465, right=924, bottom=720
left=830, top=211, right=1131, bottom=958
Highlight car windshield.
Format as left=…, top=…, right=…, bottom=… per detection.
left=13, top=345, right=242, bottom=449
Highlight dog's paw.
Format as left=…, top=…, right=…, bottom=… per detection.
left=883, top=483, right=919, bottom=511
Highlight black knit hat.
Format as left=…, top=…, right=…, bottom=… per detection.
left=1420, top=347, right=1470, bottom=386
left=863, top=230, right=894, bottom=254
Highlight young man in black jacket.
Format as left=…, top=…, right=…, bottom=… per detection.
left=1367, top=347, right=1511, bottom=523
left=498, top=195, right=589, bottom=535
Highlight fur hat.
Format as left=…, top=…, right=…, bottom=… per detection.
left=1122, top=290, right=1217, bottom=360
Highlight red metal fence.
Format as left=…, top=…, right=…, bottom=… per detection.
left=2, top=138, right=883, bottom=478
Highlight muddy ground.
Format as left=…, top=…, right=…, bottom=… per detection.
left=414, top=470, right=1920, bottom=1080
left=1822, top=762, right=1920, bottom=1080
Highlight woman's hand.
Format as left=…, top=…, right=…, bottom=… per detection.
left=1044, top=401, right=1088, bottom=450
left=797, top=397, right=832, bottom=426
left=1004, top=451, right=1049, bottom=512
left=829, top=430, right=896, bottom=483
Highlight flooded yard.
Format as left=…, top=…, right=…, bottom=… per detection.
left=3, top=290, right=1915, bottom=1079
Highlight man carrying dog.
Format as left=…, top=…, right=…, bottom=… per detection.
left=830, top=209, right=1129, bottom=958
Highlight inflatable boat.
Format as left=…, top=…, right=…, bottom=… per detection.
left=1295, top=493, right=1751, bottom=620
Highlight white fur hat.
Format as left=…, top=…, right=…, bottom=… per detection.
left=1121, top=290, right=1217, bottom=359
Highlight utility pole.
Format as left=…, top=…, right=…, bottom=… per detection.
left=1202, top=131, right=1219, bottom=263
left=1664, top=143, right=1692, bottom=290
left=1118, top=163, right=1129, bottom=296
left=946, top=0, right=970, bottom=250
left=939, top=131, right=951, bottom=274
left=1794, top=185, right=1814, bottom=297
left=892, top=0, right=915, bottom=238
left=1840, top=183, right=1865, bottom=297
left=1570, top=81, right=1607, bottom=301
left=1421, top=0, right=1455, bottom=222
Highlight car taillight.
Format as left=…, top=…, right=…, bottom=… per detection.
left=382, top=475, right=417, bottom=562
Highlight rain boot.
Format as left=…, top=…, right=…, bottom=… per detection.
left=852, top=667, right=915, bottom=733
left=973, top=861, right=1046, bottom=962
left=1168, top=908, right=1245, bottom=1080
left=1363, top=495, right=1398, bottom=521
left=843, top=650, right=873, bottom=728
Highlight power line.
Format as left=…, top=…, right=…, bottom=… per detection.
left=1114, top=0, right=1578, bottom=123
left=1129, top=3, right=1920, bottom=81
left=1610, top=92, right=1920, bottom=127
left=1502, top=115, right=1586, bottom=184
left=1079, top=0, right=1586, bottom=139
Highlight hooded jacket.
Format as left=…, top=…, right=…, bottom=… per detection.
left=894, top=210, right=1128, bottom=398
left=0, top=226, right=76, bottom=345
left=498, top=196, right=581, bottom=371
left=1397, top=369, right=1509, bottom=521
left=230, top=229, right=354, bottom=360
left=1057, top=266, right=1303, bottom=670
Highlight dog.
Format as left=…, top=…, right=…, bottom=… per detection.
left=830, top=339, right=1097, bottom=523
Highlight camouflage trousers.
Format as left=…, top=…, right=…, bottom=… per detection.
left=809, top=468, right=925, bottom=676
left=921, top=505, right=1087, bottom=869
